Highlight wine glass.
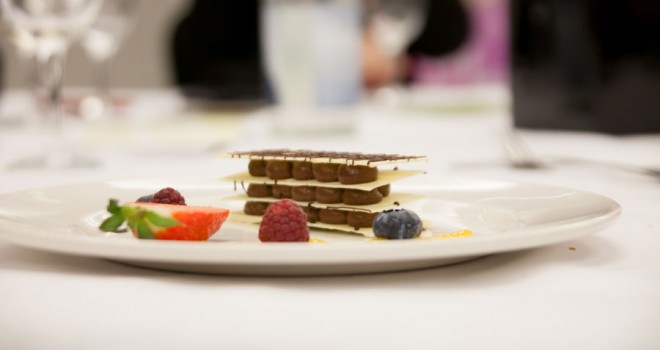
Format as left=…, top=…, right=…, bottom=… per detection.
left=0, top=9, right=37, bottom=127
left=363, top=0, right=428, bottom=106
left=1, top=0, right=103, bottom=169
left=78, top=0, right=139, bottom=120
left=260, top=0, right=362, bottom=135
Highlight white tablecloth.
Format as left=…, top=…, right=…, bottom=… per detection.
left=1, top=89, right=659, bottom=350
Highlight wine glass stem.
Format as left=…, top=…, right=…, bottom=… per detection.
left=96, top=56, right=112, bottom=113
left=48, top=52, right=65, bottom=127
left=39, top=46, right=69, bottom=164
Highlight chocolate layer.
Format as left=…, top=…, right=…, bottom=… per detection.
left=319, top=209, right=348, bottom=225
left=292, top=161, right=314, bottom=180
left=246, top=184, right=272, bottom=198
left=347, top=211, right=378, bottom=228
left=272, top=185, right=292, bottom=199
left=248, top=160, right=267, bottom=177
left=266, top=160, right=292, bottom=180
left=312, top=163, right=339, bottom=182
left=244, top=201, right=270, bottom=215
left=338, top=165, right=378, bottom=184
left=343, top=188, right=383, bottom=205
left=291, top=186, right=316, bottom=202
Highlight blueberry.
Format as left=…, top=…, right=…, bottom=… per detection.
left=136, top=194, right=152, bottom=203
left=372, top=209, right=422, bottom=239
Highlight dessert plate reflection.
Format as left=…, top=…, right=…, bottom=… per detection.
left=0, top=177, right=620, bottom=275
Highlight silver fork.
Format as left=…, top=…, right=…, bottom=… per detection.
left=500, top=130, right=660, bottom=179
left=500, top=130, right=544, bottom=169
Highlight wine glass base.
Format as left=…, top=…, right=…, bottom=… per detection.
left=4, top=152, right=100, bottom=170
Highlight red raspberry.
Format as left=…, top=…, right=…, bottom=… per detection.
left=259, top=199, right=309, bottom=242
left=150, top=187, right=186, bottom=205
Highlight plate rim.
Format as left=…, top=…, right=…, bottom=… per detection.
left=0, top=176, right=622, bottom=266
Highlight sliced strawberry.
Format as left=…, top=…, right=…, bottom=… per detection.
left=125, top=203, right=229, bottom=240
left=100, top=199, right=229, bottom=241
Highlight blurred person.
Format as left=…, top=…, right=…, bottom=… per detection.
left=171, top=0, right=266, bottom=102
left=410, top=0, right=510, bottom=86
left=170, top=0, right=469, bottom=102
left=363, top=0, right=469, bottom=89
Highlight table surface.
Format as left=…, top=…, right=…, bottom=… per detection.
left=1, top=88, right=659, bottom=350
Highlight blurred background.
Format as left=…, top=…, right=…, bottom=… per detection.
left=1, top=0, right=655, bottom=128
left=0, top=0, right=658, bottom=164
left=0, top=0, right=654, bottom=133
left=1, top=0, right=185, bottom=89
left=0, top=0, right=509, bottom=99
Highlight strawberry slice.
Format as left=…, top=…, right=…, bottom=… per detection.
left=100, top=199, right=229, bottom=241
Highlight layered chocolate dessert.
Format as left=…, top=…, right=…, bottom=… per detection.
left=223, top=149, right=426, bottom=233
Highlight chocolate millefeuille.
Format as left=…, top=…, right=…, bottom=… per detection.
left=222, top=149, right=427, bottom=236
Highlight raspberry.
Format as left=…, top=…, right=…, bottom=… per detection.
left=259, top=199, right=309, bottom=242
left=150, top=187, right=186, bottom=205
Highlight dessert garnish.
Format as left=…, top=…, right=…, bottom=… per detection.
left=225, top=149, right=427, bottom=165
left=421, top=229, right=474, bottom=240
left=372, top=209, right=423, bottom=239
left=136, top=187, right=187, bottom=205
left=258, top=199, right=309, bottom=242
left=99, top=199, right=229, bottom=240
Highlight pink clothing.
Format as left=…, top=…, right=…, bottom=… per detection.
left=412, top=0, right=509, bottom=85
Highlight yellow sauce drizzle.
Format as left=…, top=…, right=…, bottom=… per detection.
left=422, top=229, right=474, bottom=240
left=368, top=229, right=474, bottom=241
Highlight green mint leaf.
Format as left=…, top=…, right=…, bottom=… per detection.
left=100, top=200, right=127, bottom=233
left=107, top=199, right=122, bottom=215
left=122, top=206, right=142, bottom=230
left=121, top=206, right=140, bottom=220
left=137, top=221, right=155, bottom=239
left=99, top=214, right=126, bottom=232
left=145, top=211, right=180, bottom=228
left=126, top=216, right=139, bottom=230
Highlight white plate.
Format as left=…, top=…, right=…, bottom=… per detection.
left=0, top=177, right=620, bottom=275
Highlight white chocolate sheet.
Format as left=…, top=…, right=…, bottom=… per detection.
left=222, top=169, right=425, bottom=190
left=220, top=152, right=427, bottom=166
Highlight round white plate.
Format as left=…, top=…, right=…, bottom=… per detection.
left=0, top=177, right=620, bottom=275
